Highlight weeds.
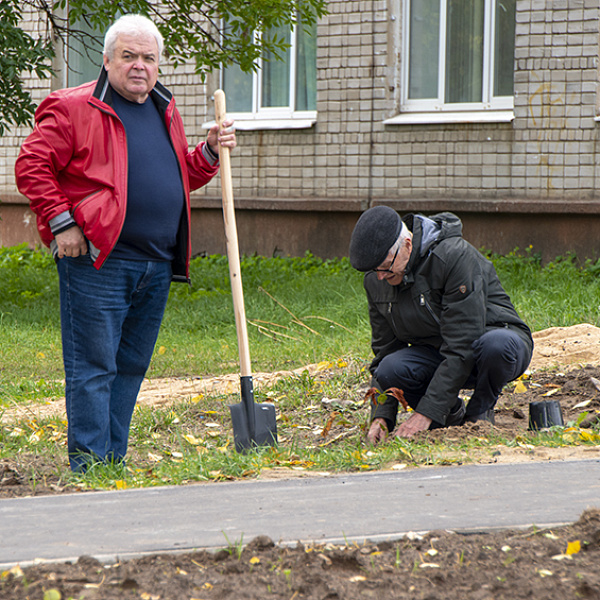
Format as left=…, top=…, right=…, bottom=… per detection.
left=1, top=246, right=600, bottom=493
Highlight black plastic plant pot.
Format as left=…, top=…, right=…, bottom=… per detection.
left=528, top=400, right=564, bottom=430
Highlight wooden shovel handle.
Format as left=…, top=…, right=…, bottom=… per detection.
left=214, top=90, right=252, bottom=377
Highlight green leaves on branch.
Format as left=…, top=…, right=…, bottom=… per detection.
left=0, top=0, right=327, bottom=135
left=0, top=0, right=53, bottom=135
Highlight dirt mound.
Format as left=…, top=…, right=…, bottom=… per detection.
left=3, top=509, right=600, bottom=599
left=531, top=323, right=600, bottom=370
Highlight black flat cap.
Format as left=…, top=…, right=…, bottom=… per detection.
left=349, top=206, right=402, bottom=271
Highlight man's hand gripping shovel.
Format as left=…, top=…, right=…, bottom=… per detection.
left=214, top=90, right=277, bottom=453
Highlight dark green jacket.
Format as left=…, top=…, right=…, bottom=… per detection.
left=366, top=212, right=533, bottom=427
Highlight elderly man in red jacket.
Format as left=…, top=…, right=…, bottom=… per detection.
left=15, top=14, right=236, bottom=471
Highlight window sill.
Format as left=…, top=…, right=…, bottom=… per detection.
left=383, top=110, right=514, bottom=125
left=202, top=118, right=316, bottom=131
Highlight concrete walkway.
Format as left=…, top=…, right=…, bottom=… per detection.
left=1, top=459, right=599, bottom=569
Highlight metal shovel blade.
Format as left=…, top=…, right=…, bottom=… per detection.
left=229, top=375, right=277, bottom=453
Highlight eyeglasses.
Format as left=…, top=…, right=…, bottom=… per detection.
left=373, top=244, right=400, bottom=273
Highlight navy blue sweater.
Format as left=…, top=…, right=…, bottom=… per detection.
left=110, top=91, right=184, bottom=262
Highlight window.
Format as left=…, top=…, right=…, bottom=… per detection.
left=401, top=0, right=515, bottom=116
left=67, top=17, right=103, bottom=87
left=221, top=18, right=317, bottom=128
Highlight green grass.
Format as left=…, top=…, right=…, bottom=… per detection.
left=1, top=243, right=600, bottom=492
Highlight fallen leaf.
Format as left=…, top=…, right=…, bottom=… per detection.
left=158, top=346, right=167, bottom=355
left=115, top=480, right=127, bottom=490
left=419, top=563, right=440, bottom=568
left=514, top=380, right=528, bottom=393
left=249, top=556, right=261, bottom=565
left=183, top=434, right=201, bottom=445
left=573, top=399, right=592, bottom=409
left=566, top=540, right=581, bottom=555
left=538, top=569, right=553, bottom=577
left=43, top=591, right=61, bottom=600
left=349, top=575, right=367, bottom=582
left=542, top=388, right=559, bottom=397
left=321, top=412, right=339, bottom=437
left=3, top=565, right=23, bottom=578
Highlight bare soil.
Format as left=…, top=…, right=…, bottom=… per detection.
left=2, top=511, right=600, bottom=599
left=2, top=325, right=600, bottom=599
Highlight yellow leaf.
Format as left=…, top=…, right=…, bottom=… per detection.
left=249, top=556, right=261, bottom=565
left=191, top=395, right=204, bottom=403
left=158, top=346, right=167, bottom=355
left=44, top=590, right=62, bottom=600
left=538, top=569, right=553, bottom=577
left=202, top=582, right=214, bottom=589
left=37, top=352, right=46, bottom=359
left=337, top=359, right=348, bottom=368
left=566, top=540, right=581, bottom=555
left=183, top=434, right=200, bottom=446
left=316, top=361, right=334, bottom=372
left=3, top=565, right=23, bottom=578
left=542, top=388, right=559, bottom=397
left=513, top=380, right=527, bottom=393
left=115, top=480, right=127, bottom=490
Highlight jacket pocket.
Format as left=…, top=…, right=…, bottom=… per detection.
left=72, top=188, right=120, bottom=243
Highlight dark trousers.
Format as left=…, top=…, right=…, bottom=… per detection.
left=374, top=328, right=532, bottom=419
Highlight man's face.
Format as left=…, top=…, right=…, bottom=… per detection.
left=103, top=33, right=159, bottom=104
left=375, top=237, right=413, bottom=286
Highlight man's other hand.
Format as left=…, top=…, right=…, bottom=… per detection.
left=55, top=226, right=88, bottom=259
left=394, top=412, right=432, bottom=439
left=367, top=417, right=389, bottom=445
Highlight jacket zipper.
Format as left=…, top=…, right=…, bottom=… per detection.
left=420, top=294, right=441, bottom=325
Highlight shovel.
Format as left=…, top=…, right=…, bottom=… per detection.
left=214, top=89, right=278, bottom=453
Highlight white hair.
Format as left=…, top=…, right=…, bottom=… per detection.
left=388, top=221, right=411, bottom=254
left=103, top=15, right=164, bottom=60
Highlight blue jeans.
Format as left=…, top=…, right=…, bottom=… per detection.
left=374, top=328, right=532, bottom=421
left=57, top=255, right=172, bottom=472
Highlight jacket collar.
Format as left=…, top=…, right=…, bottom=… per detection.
left=91, top=66, right=173, bottom=112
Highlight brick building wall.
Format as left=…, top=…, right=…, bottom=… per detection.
left=2, top=1, right=600, bottom=260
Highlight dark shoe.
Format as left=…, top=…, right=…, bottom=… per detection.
left=446, top=399, right=466, bottom=427
left=464, top=409, right=495, bottom=425
left=429, top=399, right=466, bottom=429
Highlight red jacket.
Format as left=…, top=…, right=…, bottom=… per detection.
left=15, top=68, right=219, bottom=281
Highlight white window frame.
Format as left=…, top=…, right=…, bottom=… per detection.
left=387, top=0, right=514, bottom=125
left=220, top=23, right=317, bottom=131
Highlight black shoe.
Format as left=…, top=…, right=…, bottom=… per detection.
left=464, top=409, right=495, bottom=425
left=446, top=399, right=466, bottom=427
left=429, top=399, right=466, bottom=429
